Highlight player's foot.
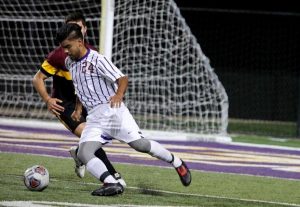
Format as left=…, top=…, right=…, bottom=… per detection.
left=175, top=159, right=191, bottom=186
left=91, top=183, right=124, bottom=196
left=69, top=146, right=85, bottom=178
left=114, top=172, right=127, bottom=188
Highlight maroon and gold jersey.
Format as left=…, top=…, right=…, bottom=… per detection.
left=40, top=43, right=96, bottom=105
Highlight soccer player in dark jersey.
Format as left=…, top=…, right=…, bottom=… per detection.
left=32, top=12, right=125, bottom=187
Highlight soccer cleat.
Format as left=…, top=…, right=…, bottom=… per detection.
left=69, top=146, right=85, bottom=178
left=74, top=165, right=85, bottom=178
left=175, top=159, right=191, bottom=186
left=114, top=172, right=127, bottom=188
left=91, top=183, right=124, bottom=196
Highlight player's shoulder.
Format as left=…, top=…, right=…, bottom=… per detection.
left=47, top=46, right=65, bottom=60
left=89, top=48, right=97, bottom=53
left=88, top=48, right=102, bottom=58
left=46, top=46, right=67, bottom=69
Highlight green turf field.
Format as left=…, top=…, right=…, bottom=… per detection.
left=1, top=152, right=300, bottom=207
left=232, top=134, right=300, bottom=148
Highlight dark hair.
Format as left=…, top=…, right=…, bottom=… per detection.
left=65, top=12, right=86, bottom=26
left=56, top=23, right=83, bottom=43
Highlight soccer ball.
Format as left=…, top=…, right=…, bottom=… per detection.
left=23, top=165, right=49, bottom=191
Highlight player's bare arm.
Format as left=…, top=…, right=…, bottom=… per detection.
left=32, top=70, right=65, bottom=115
left=110, top=76, right=128, bottom=108
left=71, top=96, right=83, bottom=122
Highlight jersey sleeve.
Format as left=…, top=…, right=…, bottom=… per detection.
left=46, top=47, right=68, bottom=71
left=40, top=60, right=58, bottom=77
left=40, top=47, right=68, bottom=76
left=96, top=55, right=125, bottom=82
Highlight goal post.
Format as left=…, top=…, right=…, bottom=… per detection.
left=0, top=0, right=229, bottom=141
left=100, top=0, right=115, bottom=59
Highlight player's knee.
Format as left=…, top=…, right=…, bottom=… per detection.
left=77, top=148, right=91, bottom=164
left=77, top=141, right=102, bottom=164
left=128, top=139, right=151, bottom=153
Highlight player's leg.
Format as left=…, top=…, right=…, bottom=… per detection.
left=77, top=120, right=124, bottom=196
left=77, top=141, right=117, bottom=183
left=55, top=110, right=86, bottom=177
left=57, top=103, right=125, bottom=185
left=128, top=138, right=191, bottom=186
left=69, top=122, right=86, bottom=178
left=94, top=146, right=126, bottom=187
left=115, top=104, right=191, bottom=186
left=73, top=121, right=125, bottom=184
left=77, top=141, right=123, bottom=196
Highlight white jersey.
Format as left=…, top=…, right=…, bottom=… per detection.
left=65, top=49, right=125, bottom=111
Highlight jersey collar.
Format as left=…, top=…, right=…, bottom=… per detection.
left=77, top=48, right=90, bottom=62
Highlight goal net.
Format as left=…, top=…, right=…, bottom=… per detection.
left=0, top=0, right=228, bottom=136
left=0, top=0, right=101, bottom=120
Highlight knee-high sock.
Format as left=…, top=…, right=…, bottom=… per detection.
left=149, top=140, right=182, bottom=167
left=86, top=157, right=117, bottom=183
left=94, top=148, right=117, bottom=175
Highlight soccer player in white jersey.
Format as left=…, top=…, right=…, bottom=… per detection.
left=33, top=12, right=125, bottom=187
left=56, top=23, right=191, bottom=196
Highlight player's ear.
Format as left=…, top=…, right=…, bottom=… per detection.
left=82, top=26, right=87, bottom=37
left=78, top=38, right=84, bottom=45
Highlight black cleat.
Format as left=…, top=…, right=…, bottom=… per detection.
left=91, top=183, right=124, bottom=196
left=175, top=160, right=191, bottom=186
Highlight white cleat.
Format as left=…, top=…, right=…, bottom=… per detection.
left=114, top=172, right=127, bottom=188
left=75, top=165, right=86, bottom=178
left=69, top=146, right=85, bottom=178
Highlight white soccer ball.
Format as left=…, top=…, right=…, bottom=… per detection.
left=23, top=165, right=49, bottom=191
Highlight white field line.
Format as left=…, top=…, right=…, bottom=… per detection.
left=229, top=141, right=300, bottom=151
left=9, top=178, right=298, bottom=207
left=87, top=182, right=300, bottom=207
left=1, top=182, right=300, bottom=207
left=129, top=188, right=300, bottom=207
left=0, top=201, right=194, bottom=207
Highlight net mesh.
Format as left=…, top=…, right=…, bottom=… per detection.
left=0, top=0, right=228, bottom=135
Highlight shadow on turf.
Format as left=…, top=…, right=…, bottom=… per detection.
left=137, top=183, right=163, bottom=196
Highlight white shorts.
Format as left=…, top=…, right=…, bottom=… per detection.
left=79, top=103, right=142, bottom=145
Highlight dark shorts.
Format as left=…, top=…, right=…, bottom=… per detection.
left=55, top=102, right=87, bottom=133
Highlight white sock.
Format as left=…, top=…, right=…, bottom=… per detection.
left=149, top=140, right=173, bottom=163
left=172, top=155, right=182, bottom=168
left=86, top=157, right=116, bottom=183
left=104, top=175, right=118, bottom=183
left=148, top=141, right=183, bottom=168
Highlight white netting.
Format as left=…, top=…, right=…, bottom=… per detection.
left=0, top=0, right=101, bottom=119
left=113, top=0, right=228, bottom=134
left=0, top=0, right=228, bottom=135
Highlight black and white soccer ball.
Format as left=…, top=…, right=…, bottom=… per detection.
left=23, top=165, right=49, bottom=191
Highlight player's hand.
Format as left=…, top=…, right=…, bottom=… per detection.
left=71, top=110, right=82, bottom=122
left=110, top=94, right=123, bottom=108
left=46, top=98, right=64, bottom=116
